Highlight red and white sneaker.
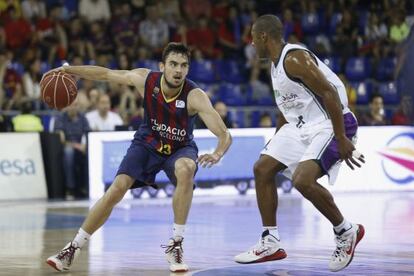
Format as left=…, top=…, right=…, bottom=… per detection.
left=46, top=242, right=81, bottom=271
left=162, top=237, right=189, bottom=272
left=329, top=224, right=365, bottom=272
left=234, top=231, right=287, bottom=264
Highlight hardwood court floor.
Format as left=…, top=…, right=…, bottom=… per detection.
left=0, top=191, right=413, bottom=276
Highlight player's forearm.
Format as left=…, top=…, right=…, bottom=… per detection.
left=213, top=130, right=232, bottom=157
left=63, top=65, right=110, bottom=81
left=323, top=93, right=346, bottom=139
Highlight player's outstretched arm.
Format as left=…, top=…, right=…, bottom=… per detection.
left=284, top=50, right=365, bottom=169
left=45, top=65, right=150, bottom=93
left=188, top=88, right=232, bottom=168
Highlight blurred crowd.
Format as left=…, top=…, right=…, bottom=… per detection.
left=0, top=0, right=413, bottom=132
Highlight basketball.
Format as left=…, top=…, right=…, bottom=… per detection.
left=40, top=71, right=78, bottom=110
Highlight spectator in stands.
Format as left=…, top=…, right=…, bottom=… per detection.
left=21, top=0, right=46, bottom=21
left=22, top=58, right=42, bottom=109
left=333, top=9, right=359, bottom=63
left=79, top=0, right=110, bottom=23
left=128, top=104, right=144, bottom=130
left=215, top=101, right=236, bottom=128
left=87, top=21, right=113, bottom=58
left=3, top=5, right=32, bottom=52
left=259, top=112, right=273, bottom=128
left=196, top=101, right=236, bottom=128
left=87, top=88, right=100, bottom=111
left=391, top=95, right=412, bottom=125
left=338, top=74, right=357, bottom=113
left=0, top=0, right=21, bottom=16
left=139, top=4, right=169, bottom=58
left=157, top=0, right=181, bottom=29
left=110, top=3, right=138, bottom=58
left=54, top=98, right=90, bottom=199
left=183, top=0, right=211, bottom=24
left=34, top=4, right=67, bottom=64
left=67, top=17, right=94, bottom=60
left=191, top=16, right=221, bottom=58
left=358, top=92, right=389, bottom=126
left=217, top=6, right=242, bottom=59
left=282, top=8, right=303, bottom=42
left=365, top=13, right=388, bottom=42
left=389, top=9, right=410, bottom=43
left=85, top=93, right=123, bottom=131
left=11, top=100, right=43, bottom=132
left=0, top=50, right=24, bottom=110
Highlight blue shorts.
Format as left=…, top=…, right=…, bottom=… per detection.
left=116, top=141, right=198, bottom=189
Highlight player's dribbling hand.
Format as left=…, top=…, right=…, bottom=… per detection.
left=337, top=135, right=365, bottom=170
left=41, top=63, right=68, bottom=82
left=197, top=152, right=222, bottom=168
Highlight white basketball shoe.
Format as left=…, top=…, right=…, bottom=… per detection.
left=46, top=242, right=81, bottom=271
left=162, top=237, right=189, bottom=272
left=329, top=223, right=365, bottom=272
left=234, top=230, right=287, bottom=264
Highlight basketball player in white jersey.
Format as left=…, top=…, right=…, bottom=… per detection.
left=234, top=15, right=365, bottom=272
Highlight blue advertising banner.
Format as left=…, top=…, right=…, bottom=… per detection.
left=102, top=136, right=265, bottom=184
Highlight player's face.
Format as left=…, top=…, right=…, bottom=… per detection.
left=251, top=25, right=268, bottom=59
left=160, top=53, right=189, bottom=89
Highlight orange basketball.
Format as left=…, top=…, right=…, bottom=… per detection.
left=40, top=71, right=78, bottom=110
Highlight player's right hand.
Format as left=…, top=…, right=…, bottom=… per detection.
left=337, top=135, right=365, bottom=170
left=197, top=152, right=222, bottom=168
left=41, top=66, right=66, bottom=83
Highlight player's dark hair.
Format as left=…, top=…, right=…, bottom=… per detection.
left=161, top=42, right=191, bottom=63
left=254, top=14, right=283, bottom=40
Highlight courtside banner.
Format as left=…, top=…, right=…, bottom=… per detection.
left=0, top=133, right=47, bottom=200
left=324, top=126, right=414, bottom=192
left=88, top=126, right=414, bottom=199
left=89, top=129, right=269, bottom=199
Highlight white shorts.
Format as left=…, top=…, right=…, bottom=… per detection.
left=261, top=113, right=358, bottom=184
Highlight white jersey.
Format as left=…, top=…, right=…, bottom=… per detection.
left=271, top=43, right=350, bottom=127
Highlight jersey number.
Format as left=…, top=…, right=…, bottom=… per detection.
left=158, top=143, right=171, bottom=155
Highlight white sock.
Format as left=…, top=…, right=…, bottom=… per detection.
left=263, top=226, right=280, bottom=240
left=173, top=223, right=185, bottom=240
left=333, top=219, right=352, bottom=235
left=72, top=228, right=91, bottom=248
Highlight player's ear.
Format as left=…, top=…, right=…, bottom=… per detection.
left=159, top=62, right=164, bottom=72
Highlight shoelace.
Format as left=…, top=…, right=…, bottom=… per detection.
left=333, top=236, right=350, bottom=259
left=57, top=244, right=77, bottom=265
left=161, top=240, right=184, bottom=264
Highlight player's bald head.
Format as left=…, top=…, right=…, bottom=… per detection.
left=253, top=14, right=283, bottom=40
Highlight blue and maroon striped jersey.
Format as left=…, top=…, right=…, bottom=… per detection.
left=133, top=71, right=198, bottom=155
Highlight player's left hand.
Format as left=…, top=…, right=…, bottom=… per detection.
left=337, top=135, right=365, bottom=170
left=197, top=153, right=222, bottom=168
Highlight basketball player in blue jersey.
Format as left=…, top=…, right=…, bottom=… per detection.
left=46, top=43, right=232, bottom=273
left=234, top=15, right=365, bottom=272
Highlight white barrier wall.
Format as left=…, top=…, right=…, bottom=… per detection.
left=0, top=133, right=47, bottom=200
left=88, top=126, right=414, bottom=199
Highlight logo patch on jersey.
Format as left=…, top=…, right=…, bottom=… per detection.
left=273, top=89, right=280, bottom=98
left=175, top=100, right=185, bottom=108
